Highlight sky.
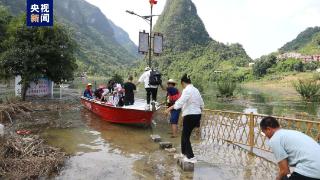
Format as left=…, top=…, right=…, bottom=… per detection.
left=85, top=0, right=320, bottom=59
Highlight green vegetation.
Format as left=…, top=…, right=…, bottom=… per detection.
left=299, top=33, right=320, bottom=54
left=111, top=73, right=124, bottom=84
left=279, top=26, right=320, bottom=53
left=0, top=0, right=138, bottom=76
left=253, top=55, right=277, bottom=77
left=154, top=0, right=211, bottom=52
left=135, top=0, right=252, bottom=89
left=216, top=77, right=237, bottom=98
left=293, top=80, right=320, bottom=102
left=276, top=58, right=304, bottom=72
left=0, top=11, right=77, bottom=100
left=252, top=54, right=320, bottom=79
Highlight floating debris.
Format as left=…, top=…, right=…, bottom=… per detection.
left=0, top=135, right=66, bottom=179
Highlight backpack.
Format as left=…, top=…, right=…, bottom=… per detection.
left=149, top=69, right=162, bottom=86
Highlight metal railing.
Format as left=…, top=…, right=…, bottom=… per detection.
left=200, top=109, right=320, bottom=153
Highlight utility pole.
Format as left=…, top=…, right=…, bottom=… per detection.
left=148, top=5, right=153, bottom=68
left=126, top=0, right=159, bottom=69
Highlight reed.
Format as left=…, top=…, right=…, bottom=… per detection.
left=293, top=79, right=320, bottom=102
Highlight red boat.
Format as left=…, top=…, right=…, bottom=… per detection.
left=81, top=96, right=158, bottom=126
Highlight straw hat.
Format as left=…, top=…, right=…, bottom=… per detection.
left=167, top=79, right=177, bottom=84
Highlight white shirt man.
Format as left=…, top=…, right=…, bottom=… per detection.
left=138, top=68, right=157, bottom=89
left=138, top=67, right=158, bottom=105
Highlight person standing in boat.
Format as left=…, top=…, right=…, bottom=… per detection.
left=137, top=67, right=158, bottom=109
left=83, top=83, right=93, bottom=99
left=166, top=79, right=181, bottom=138
left=165, top=74, right=204, bottom=163
left=123, top=76, right=136, bottom=106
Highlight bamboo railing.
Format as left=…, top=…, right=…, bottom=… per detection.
left=200, top=110, right=320, bottom=153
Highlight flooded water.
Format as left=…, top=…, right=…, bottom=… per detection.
left=203, top=85, right=320, bottom=120
left=3, top=84, right=314, bottom=179
left=40, top=105, right=277, bottom=180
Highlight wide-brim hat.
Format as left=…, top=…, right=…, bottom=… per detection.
left=167, top=79, right=177, bottom=84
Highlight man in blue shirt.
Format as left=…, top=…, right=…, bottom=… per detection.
left=83, top=83, right=93, bottom=99
left=260, top=116, right=320, bottom=180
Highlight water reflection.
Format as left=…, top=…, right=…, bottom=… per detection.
left=40, top=106, right=279, bottom=179
left=203, top=87, right=320, bottom=120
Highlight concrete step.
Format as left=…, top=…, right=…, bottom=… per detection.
left=164, top=147, right=176, bottom=153
left=159, top=142, right=173, bottom=149
left=150, top=134, right=161, bottom=142
left=177, top=157, right=195, bottom=171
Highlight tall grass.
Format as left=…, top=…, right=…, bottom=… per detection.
left=293, top=79, right=320, bottom=102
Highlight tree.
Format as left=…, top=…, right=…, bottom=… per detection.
left=0, top=6, right=11, bottom=51
left=253, top=55, right=277, bottom=77
left=0, top=6, right=12, bottom=79
left=111, top=73, right=124, bottom=84
left=0, top=15, right=77, bottom=100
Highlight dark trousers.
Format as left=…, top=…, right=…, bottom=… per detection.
left=145, top=88, right=157, bottom=104
left=124, top=98, right=134, bottom=106
left=282, top=172, right=320, bottom=180
left=181, top=114, right=201, bottom=159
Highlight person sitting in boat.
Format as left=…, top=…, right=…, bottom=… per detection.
left=123, top=76, right=137, bottom=106
left=107, top=80, right=115, bottom=94
left=83, top=83, right=93, bottom=99
left=112, top=83, right=124, bottom=107
left=100, top=87, right=110, bottom=101
left=94, top=86, right=105, bottom=100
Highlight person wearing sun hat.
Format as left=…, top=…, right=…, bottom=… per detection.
left=166, top=78, right=181, bottom=138
left=84, top=83, right=93, bottom=99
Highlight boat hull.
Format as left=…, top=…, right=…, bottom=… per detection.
left=81, top=97, right=154, bottom=125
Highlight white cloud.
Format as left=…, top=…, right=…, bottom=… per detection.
left=85, top=0, right=320, bottom=59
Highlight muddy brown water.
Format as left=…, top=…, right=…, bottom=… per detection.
left=1, top=86, right=280, bottom=179
left=39, top=106, right=277, bottom=180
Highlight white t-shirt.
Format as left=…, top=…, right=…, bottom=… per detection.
left=173, top=84, right=204, bottom=117
left=101, top=88, right=109, bottom=97
left=269, top=129, right=320, bottom=179
left=138, top=70, right=157, bottom=88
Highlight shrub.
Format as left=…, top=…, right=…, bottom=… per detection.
left=276, top=58, right=304, bottom=72
left=313, top=73, right=320, bottom=81
left=293, top=79, right=320, bottom=102
left=216, top=79, right=237, bottom=98
left=305, top=62, right=318, bottom=71
left=253, top=55, right=277, bottom=77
